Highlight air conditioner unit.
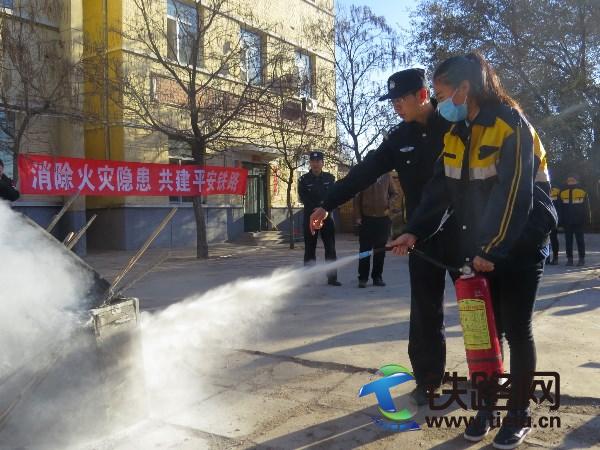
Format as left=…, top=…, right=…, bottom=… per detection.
left=303, top=97, right=318, bottom=113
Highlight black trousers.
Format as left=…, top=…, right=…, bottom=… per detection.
left=564, top=224, right=585, bottom=259
left=408, top=232, right=449, bottom=390
left=549, top=228, right=559, bottom=259
left=303, top=213, right=337, bottom=281
left=358, top=216, right=391, bottom=281
left=484, top=261, right=544, bottom=411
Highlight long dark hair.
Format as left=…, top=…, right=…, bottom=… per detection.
left=433, top=52, right=521, bottom=111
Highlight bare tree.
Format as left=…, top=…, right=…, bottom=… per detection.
left=0, top=0, right=81, bottom=181
left=248, top=51, right=337, bottom=248
left=95, top=0, right=291, bottom=258
left=309, top=5, right=405, bottom=163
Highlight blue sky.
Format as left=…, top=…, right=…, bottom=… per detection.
left=335, top=0, right=424, bottom=85
left=336, top=0, right=420, bottom=34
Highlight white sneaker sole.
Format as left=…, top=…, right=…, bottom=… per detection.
left=463, top=427, right=490, bottom=442
left=492, top=427, right=532, bottom=449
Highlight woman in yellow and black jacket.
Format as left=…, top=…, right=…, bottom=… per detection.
left=390, top=53, right=557, bottom=450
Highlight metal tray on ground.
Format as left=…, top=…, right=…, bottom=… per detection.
left=90, top=297, right=147, bottom=428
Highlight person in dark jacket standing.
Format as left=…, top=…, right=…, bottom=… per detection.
left=546, top=184, right=561, bottom=265
left=354, top=169, right=398, bottom=288
left=309, top=68, right=453, bottom=404
left=299, top=151, right=341, bottom=286
left=560, top=175, right=590, bottom=266
left=390, top=53, right=557, bottom=449
left=0, top=159, right=19, bottom=202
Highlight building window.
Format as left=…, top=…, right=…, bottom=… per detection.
left=1, top=0, right=13, bottom=9
left=296, top=154, right=309, bottom=176
left=295, top=51, right=314, bottom=98
left=0, top=111, right=14, bottom=179
left=167, top=0, right=200, bottom=66
left=168, top=139, right=194, bottom=203
left=240, top=29, right=263, bottom=85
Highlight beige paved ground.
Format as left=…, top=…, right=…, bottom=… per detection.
left=2, top=234, right=599, bottom=449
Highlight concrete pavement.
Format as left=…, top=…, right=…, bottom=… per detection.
left=73, top=233, right=600, bottom=450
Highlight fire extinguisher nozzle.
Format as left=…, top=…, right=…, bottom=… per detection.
left=460, top=265, right=474, bottom=276
left=358, top=250, right=372, bottom=259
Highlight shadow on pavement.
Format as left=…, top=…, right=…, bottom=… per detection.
left=560, top=414, right=600, bottom=449
left=271, top=322, right=463, bottom=359
left=247, top=392, right=467, bottom=450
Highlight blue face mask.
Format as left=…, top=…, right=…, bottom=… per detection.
left=437, top=90, right=468, bottom=122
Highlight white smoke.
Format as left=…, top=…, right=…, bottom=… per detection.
left=0, top=200, right=358, bottom=448
left=138, top=268, right=303, bottom=419
left=0, top=201, right=92, bottom=380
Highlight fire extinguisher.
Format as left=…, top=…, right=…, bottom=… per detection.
left=374, top=246, right=504, bottom=379
left=455, top=272, right=504, bottom=379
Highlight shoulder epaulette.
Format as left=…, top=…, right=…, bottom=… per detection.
left=382, top=123, right=406, bottom=141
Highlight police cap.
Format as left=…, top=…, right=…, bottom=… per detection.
left=309, top=151, right=324, bottom=161
left=379, top=68, right=427, bottom=101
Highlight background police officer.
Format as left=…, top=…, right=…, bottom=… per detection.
left=0, top=159, right=19, bottom=202
left=309, top=69, right=453, bottom=403
left=560, top=175, right=591, bottom=266
left=299, top=151, right=341, bottom=286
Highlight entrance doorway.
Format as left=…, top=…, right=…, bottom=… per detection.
left=243, top=163, right=268, bottom=232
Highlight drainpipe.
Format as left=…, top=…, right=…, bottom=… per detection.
left=103, top=0, right=111, bottom=160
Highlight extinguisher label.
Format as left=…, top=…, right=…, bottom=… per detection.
left=458, top=299, right=491, bottom=350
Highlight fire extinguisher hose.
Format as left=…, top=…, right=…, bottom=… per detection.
left=364, top=246, right=473, bottom=276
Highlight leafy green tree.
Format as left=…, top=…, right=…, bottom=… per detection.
left=412, top=0, right=600, bottom=223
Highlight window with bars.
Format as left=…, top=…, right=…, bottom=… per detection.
left=0, top=111, right=14, bottom=179
left=296, top=154, right=310, bottom=176
left=168, top=139, right=194, bottom=203
left=240, top=29, right=263, bottom=85
left=166, top=0, right=200, bottom=66
left=295, top=51, right=314, bottom=98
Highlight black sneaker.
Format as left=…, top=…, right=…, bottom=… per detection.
left=409, top=385, right=430, bottom=406
left=372, top=277, right=386, bottom=287
left=464, top=409, right=493, bottom=442
left=577, top=258, right=585, bottom=266
left=493, top=411, right=532, bottom=449
left=328, top=279, right=342, bottom=286
left=548, top=257, right=558, bottom=265
left=566, top=258, right=574, bottom=266
left=358, top=279, right=367, bottom=288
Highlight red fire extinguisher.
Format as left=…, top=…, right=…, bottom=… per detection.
left=454, top=272, right=504, bottom=379
left=383, top=246, right=505, bottom=380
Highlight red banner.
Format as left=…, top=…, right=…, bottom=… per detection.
left=18, top=155, right=248, bottom=196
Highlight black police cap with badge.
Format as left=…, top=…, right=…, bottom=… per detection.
left=309, top=151, right=324, bottom=161
left=378, top=68, right=427, bottom=101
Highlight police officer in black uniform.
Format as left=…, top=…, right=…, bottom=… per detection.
left=309, top=69, right=453, bottom=403
left=0, top=159, right=19, bottom=202
left=299, top=151, right=342, bottom=286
